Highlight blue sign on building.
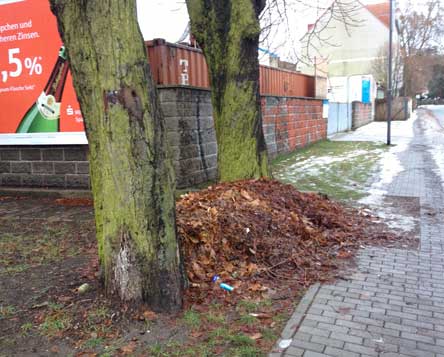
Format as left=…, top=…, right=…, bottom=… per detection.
left=362, top=78, right=371, bottom=104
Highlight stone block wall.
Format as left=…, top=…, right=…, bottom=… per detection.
left=158, top=86, right=218, bottom=188
left=262, top=96, right=326, bottom=159
left=0, top=86, right=218, bottom=190
left=0, top=146, right=89, bottom=188
left=375, top=97, right=412, bottom=121
left=352, top=101, right=373, bottom=129
left=0, top=88, right=326, bottom=190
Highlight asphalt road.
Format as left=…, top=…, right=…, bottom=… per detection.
left=423, top=104, right=444, bottom=128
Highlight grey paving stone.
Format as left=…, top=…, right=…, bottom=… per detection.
left=401, top=331, right=435, bottom=344
left=290, top=339, right=325, bottom=353
left=298, top=326, right=330, bottom=338
left=284, top=346, right=304, bottom=356
left=362, top=338, right=399, bottom=353
left=302, top=352, right=330, bottom=357
left=344, top=342, right=379, bottom=356
left=416, top=341, right=444, bottom=354
left=399, top=346, right=435, bottom=357
left=316, top=322, right=349, bottom=334
left=352, top=315, right=384, bottom=327
left=279, top=111, right=444, bottom=357
left=329, top=332, right=363, bottom=345
left=310, top=335, right=344, bottom=349
left=324, top=346, right=360, bottom=357
left=293, top=332, right=311, bottom=342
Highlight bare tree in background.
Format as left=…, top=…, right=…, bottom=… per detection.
left=397, top=0, right=444, bottom=97
left=259, top=0, right=363, bottom=69
left=370, top=43, right=403, bottom=96
left=183, top=0, right=363, bottom=182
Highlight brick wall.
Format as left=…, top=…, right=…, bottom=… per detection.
left=262, top=96, right=326, bottom=159
left=0, top=88, right=326, bottom=190
left=352, top=101, right=373, bottom=130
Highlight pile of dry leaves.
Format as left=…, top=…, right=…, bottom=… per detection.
left=177, top=179, right=403, bottom=304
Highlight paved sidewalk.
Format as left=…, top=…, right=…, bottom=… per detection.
left=273, top=108, right=444, bottom=357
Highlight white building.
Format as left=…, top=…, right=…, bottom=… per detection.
left=301, top=2, right=398, bottom=108
left=302, top=1, right=395, bottom=77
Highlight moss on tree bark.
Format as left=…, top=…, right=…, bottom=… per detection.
left=50, top=0, right=183, bottom=311
left=186, top=0, right=270, bottom=181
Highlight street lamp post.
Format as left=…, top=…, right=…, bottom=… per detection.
left=387, top=0, right=393, bottom=145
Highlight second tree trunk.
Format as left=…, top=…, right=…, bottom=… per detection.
left=187, top=0, right=270, bottom=181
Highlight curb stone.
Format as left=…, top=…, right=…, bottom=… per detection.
left=269, top=283, right=321, bottom=356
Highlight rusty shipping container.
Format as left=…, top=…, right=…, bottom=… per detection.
left=259, top=65, right=314, bottom=97
left=146, top=39, right=315, bottom=97
left=146, top=39, right=210, bottom=88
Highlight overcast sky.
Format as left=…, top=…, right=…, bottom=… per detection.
left=137, top=1, right=189, bottom=42
left=136, top=0, right=394, bottom=63
left=136, top=0, right=394, bottom=43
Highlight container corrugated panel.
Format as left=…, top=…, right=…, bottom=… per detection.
left=259, top=65, right=315, bottom=97
left=146, top=39, right=210, bottom=88
left=146, top=39, right=315, bottom=97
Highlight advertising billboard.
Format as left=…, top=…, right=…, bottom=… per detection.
left=0, top=0, right=87, bottom=145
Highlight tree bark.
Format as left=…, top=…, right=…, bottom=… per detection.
left=186, top=0, right=270, bottom=182
left=50, top=0, right=183, bottom=311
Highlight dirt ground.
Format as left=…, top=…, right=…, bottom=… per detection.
left=0, top=183, right=419, bottom=357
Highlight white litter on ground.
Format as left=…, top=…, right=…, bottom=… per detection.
left=278, top=339, right=292, bottom=349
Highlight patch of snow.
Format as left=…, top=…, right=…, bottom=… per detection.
left=275, top=149, right=379, bottom=187
left=376, top=210, right=417, bottom=232
left=354, top=114, right=420, bottom=207
left=331, top=112, right=416, bottom=144
left=349, top=114, right=420, bottom=232
left=359, top=143, right=405, bottom=206
left=284, top=150, right=370, bottom=171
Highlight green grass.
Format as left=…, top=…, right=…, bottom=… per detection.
left=0, top=305, right=16, bottom=319
left=272, top=312, right=289, bottom=325
left=207, top=312, right=226, bottom=324
left=38, top=303, right=72, bottom=337
left=236, top=299, right=259, bottom=313
left=84, top=306, right=112, bottom=336
left=238, top=314, right=258, bottom=327
left=145, top=298, right=273, bottom=356
left=261, top=327, right=278, bottom=342
left=148, top=340, right=192, bottom=357
left=182, top=309, right=201, bottom=329
left=208, top=327, right=230, bottom=339
left=226, top=333, right=255, bottom=346
left=83, top=337, right=105, bottom=349
left=272, top=140, right=387, bottom=201
left=227, top=345, right=264, bottom=356
left=20, top=322, right=34, bottom=336
left=39, top=313, right=72, bottom=337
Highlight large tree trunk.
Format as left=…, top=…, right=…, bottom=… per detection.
left=50, top=0, right=183, bottom=311
left=186, top=0, right=270, bottom=182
